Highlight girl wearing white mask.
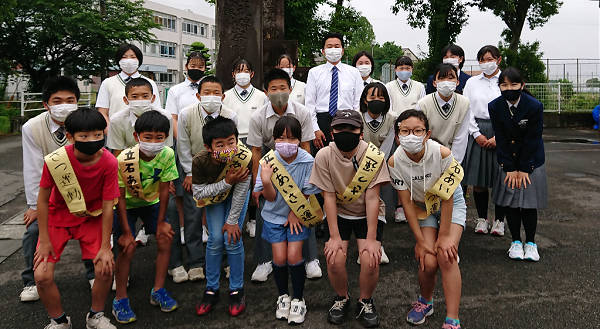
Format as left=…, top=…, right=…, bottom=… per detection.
left=388, top=110, right=466, bottom=329
left=353, top=51, right=381, bottom=91
left=275, top=54, right=306, bottom=105
left=97, top=44, right=162, bottom=126
left=386, top=56, right=426, bottom=116
left=462, top=45, right=506, bottom=236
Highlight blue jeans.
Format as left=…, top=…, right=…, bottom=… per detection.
left=205, top=191, right=250, bottom=291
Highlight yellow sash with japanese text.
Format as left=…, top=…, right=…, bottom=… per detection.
left=260, top=151, right=323, bottom=228
left=195, top=141, right=252, bottom=207
left=44, top=147, right=117, bottom=217
left=118, top=144, right=158, bottom=202
left=336, top=143, right=385, bottom=204
left=414, top=158, right=464, bottom=219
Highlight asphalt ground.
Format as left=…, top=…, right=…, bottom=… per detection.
left=0, top=128, right=599, bottom=329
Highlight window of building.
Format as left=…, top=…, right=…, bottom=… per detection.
left=144, top=41, right=176, bottom=58
left=154, top=12, right=176, bottom=31
left=157, top=70, right=176, bottom=84
left=182, top=44, right=191, bottom=58
left=182, top=19, right=208, bottom=37
left=212, top=25, right=216, bottom=39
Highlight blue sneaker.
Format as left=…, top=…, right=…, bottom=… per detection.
left=112, top=297, right=137, bottom=323
left=442, top=318, right=461, bottom=329
left=150, top=288, right=178, bottom=312
left=406, top=296, right=433, bottom=325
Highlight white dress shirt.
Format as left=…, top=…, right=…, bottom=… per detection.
left=363, top=111, right=383, bottom=124
left=305, top=62, right=363, bottom=131
left=235, top=84, right=253, bottom=100
left=463, top=71, right=501, bottom=138
left=96, top=71, right=162, bottom=109
left=165, top=78, right=201, bottom=116
left=398, top=78, right=426, bottom=99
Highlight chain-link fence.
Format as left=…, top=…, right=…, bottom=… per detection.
left=20, top=92, right=95, bottom=116
left=526, top=83, right=600, bottom=113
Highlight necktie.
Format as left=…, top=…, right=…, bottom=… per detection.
left=240, top=89, right=248, bottom=97
left=442, top=103, right=450, bottom=113
left=370, top=120, right=380, bottom=129
left=190, top=82, right=198, bottom=89
left=509, top=105, right=517, bottom=118
left=124, top=76, right=131, bottom=83
left=402, top=84, right=408, bottom=91
left=364, top=81, right=368, bottom=86
left=329, top=66, right=338, bottom=117
left=55, top=126, right=65, bottom=140
left=205, top=115, right=214, bottom=123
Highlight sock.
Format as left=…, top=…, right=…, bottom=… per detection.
left=289, top=260, right=306, bottom=300
left=395, top=205, right=403, bottom=209
left=505, top=207, right=522, bottom=242
left=446, top=317, right=460, bottom=324
left=521, top=208, right=538, bottom=243
left=472, top=190, right=489, bottom=219
left=421, top=295, right=433, bottom=304
left=89, top=308, right=100, bottom=317
left=53, top=313, right=68, bottom=324
left=248, top=206, right=256, bottom=221
left=361, top=298, right=372, bottom=303
left=494, top=204, right=507, bottom=221
left=272, top=262, right=289, bottom=296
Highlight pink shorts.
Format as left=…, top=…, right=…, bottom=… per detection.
left=37, top=216, right=103, bottom=263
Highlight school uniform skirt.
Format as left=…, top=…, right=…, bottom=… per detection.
left=491, top=164, right=548, bottom=209
left=462, top=118, right=498, bottom=188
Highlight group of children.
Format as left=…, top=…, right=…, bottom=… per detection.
left=19, top=34, right=547, bottom=329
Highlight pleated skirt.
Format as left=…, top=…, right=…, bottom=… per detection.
left=462, top=119, right=498, bottom=188
left=491, top=164, right=548, bottom=209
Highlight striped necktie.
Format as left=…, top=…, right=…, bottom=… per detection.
left=55, top=126, right=65, bottom=140
left=329, top=66, right=338, bottom=117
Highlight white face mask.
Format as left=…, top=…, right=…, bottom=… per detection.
left=128, top=99, right=152, bottom=116
left=139, top=141, right=165, bottom=157
left=235, top=73, right=251, bottom=86
left=436, top=81, right=457, bottom=97
left=443, top=58, right=460, bottom=68
left=398, top=134, right=425, bottom=154
left=324, top=48, right=343, bottom=63
left=357, top=65, right=371, bottom=78
left=480, top=61, right=498, bottom=75
left=281, top=68, right=294, bottom=78
left=119, top=59, right=139, bottom=74
left=200, top=95, right=222, bottom=114
left=48, top=103, right=77, bottom=122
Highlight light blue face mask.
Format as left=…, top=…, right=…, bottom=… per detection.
left=396, top=70, right=412, bottom=81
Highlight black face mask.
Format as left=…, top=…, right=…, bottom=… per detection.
left=502, top=89, right=522, bottom=102
left=333, top=131, right=361, bottom=152
left=74, top=137, right=105, bottom=156
left=188, top=69, right=205, bottom=81
left=367, top=100, right=386, bottom=115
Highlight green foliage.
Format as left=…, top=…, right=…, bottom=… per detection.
left=285, top=0, right=328, bottom=66
left=348, top=41, right=404, bottom=79
left=586, top=78, right=599, bottom=88
left=499, top=40, right=547, bottom=83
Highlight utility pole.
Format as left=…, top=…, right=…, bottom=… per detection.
left=100, top=0, right=107, bottom=82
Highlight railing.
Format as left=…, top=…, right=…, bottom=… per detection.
left=525, top=83, right=600, bottom=114
left=20, top=92, right=94, bottom=116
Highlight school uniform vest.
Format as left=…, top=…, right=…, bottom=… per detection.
left=362, top=112, right=398, bottom=148
left=223, top=87, right=266, bottom=139
left=28, top=112, right=69, bottom=155
left=290, top=80, right=306, bottom=105
left=418, top=93, right=470, bottom=149
left=185, top=103, right=235, bottom=156
left=103, top=74, right=156, bottom=118
left=386, top=79, right=424, bottom=115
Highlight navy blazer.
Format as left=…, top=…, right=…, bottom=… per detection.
left=426, top=71, right=471, bottom=95
left=488, top=92, right=545, bottom=174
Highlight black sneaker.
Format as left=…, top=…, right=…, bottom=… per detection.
left=196, top=288, right=219, bottom=315
left=356, top=298, right=379, bottom=327
left=327, top=295, right=350, bottom=325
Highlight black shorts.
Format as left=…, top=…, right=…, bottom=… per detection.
left=336, top=216, right=384, bottom=241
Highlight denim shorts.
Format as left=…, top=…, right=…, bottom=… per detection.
left=419, top=185, right=467, bottom=229
left=261, top=220, right=311, bottom=244
left=113, top=203, right=166, bottom=237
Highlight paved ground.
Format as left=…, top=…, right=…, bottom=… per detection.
left=1, top=128, right=599, bottom=329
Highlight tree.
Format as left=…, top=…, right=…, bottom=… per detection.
left=284, top=0, right=327, bottom=66
left=499, top=39, right=547, bottom=83
left=473, top=0, right=562, bottom=52
left=0, top=0, right=159, bottom=91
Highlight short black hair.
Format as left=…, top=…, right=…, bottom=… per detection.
left=202, top=116, right=238, bottom=147
left=115, top=43, right=143, bottom=67
left=441, top=44, right=465, bottom=69
left=433, top=63, right=458, bottom=81
left=272, top=116, right=302, bottom=141
left=125, top=78, right=153, bottom=97
left=499, top=67, right=534, bottom=97
left=186, top=51, right=207, bottom=66
left=359, top=83, right=390, bottom=115
left=64, top=107, right=107, bottom=135
left=477, top=45, right=501, bottom=62
left=352, top=51, right=374, bottom=76
left=331, top=123, right=363, bottom=133
left=198, top=75, right=224, bottom=93
left=322, top=31, right=344, bottom=49
left=232, top=58, right=253, bottom=73
left=42, top=76, right=80, bottom=103
left=276, top=54, right=296, bottom=67
left=263, top=68, right=291, bottom=90
left=135, top=110, right=170, bottom=135
left=395, top=109, right=429, bottom=135
left=394, top=56, right=413, bottom=68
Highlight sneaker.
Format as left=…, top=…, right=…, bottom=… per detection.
left=288, top=298, right=307, bottom=324
left=228, top=289, right=246, bottom=316
left=327, top=295, right=350, bottom=325
left=188, top=267, right=205, bottom=281
left=251, top=261, right=273, bottom=282
left=395, top=207, right=407, bottom=223
left=508, top=241, right=524, bottom=260
left=202, top=225, right=208, bottom=243
left=380, top=246, right=389, bottom=264
left=356, top=298, right=379, bottom=328
left=305, top=259, right=322, bottom=279
left=112, top=298, right=137, bottom=324
left=490, top=219, right=505, bottom=236
left=44, top=317, right=71, bottom=329
left=135, top=228, right=148, bottom=246
left=246, top=220, right=256, bottom=238
left=224, top=266, right=230, bottom=279
left=89, top=279, right=95, bottom=289
left=150, top=288, right=178, bottom=312
left=524, top=242, right=540, bottom=261
left=442, top=318, right=461, bottom=329
left=406, top=296, right=433, bottom=325
left=275, top=294, right=291, bottom=320
left=180, top=227, right=185, bottom=245
left=474, top=218, right=489, bottom=234
left=86, top=312, right=116, bottom=329
left=196, top=289, right=219, bottom=315
left=20, top=286, right=39, bottom=302
left=168, top=266, right=189, bottom=283
left=112, top=276, right=129, bottom=291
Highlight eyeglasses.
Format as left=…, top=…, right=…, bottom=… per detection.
left=398, top=127, right=426, bottom=137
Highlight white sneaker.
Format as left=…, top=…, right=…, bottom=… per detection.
left=180, top=227, right=185, bottom=245
left=224, top=266, right=230, bottom=279
left=251, top=261, right=272, bottom=282
left=44, top=317, right=71, bottom=329
left=112, top=276, right=129, bottom=291
left=491, top=219, right=505, bottom=236
left=394, top=207, right=407, bottom=223
left=474, top=218, right=489, bottom=234
left=168, top=265, right=189, bottom=283
left=89, top=279, right=95, bottom=289
left=188, top=267, right=205, bottom=281
left=380, top=246, right=389, bottom=264
left=508, top=241, right=524, bottom=260
left=305, top=259, right=322, bottom=279
left=276, top=294, right=291, bottom=320
left=86, top=312, right=116, bottom=329
left=246, top=220, right=256, bottom=238
left=202, top=225, right=209, bottom=243
left=524, top=242, right=540, bottom=261
left=135, top=229, right=148, bottom=246
left=288, top=298, right=307, bottom=324
left=20, top=286, right=39, bottom=302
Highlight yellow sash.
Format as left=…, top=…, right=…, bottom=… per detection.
left=44, top=147, right=117, bottom=217
left=336, top=143, right=385, bottom=204
left=259, top=150, right=324, bottom=228
left=414, top=158, right=464, bottom=219
left=117, top=144, right=159, bottom=202
left=195, top=141, right=252, bottom=207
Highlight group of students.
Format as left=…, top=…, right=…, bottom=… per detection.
left=18, top=31, right=547, bottom=329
